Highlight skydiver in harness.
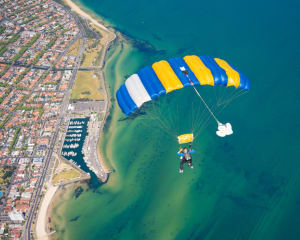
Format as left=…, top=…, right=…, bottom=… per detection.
left=177, top=145, right=195, bottom=173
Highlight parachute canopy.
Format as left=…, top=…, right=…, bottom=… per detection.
left=116, top=55, right=250, bottom=116
left=177, top=133, right=194, bottom=144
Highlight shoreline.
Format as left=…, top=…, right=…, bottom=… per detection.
left=64, top=0, right=109, bottom=31
left=34, top=0, right=117, bottom=239
left=45, top=182, right=83, bottom=240
left=64, top=0, right=116, bottom=176
left=35, top=0, right=117, bottom=240
left=35, top=185, right=58, bottom=240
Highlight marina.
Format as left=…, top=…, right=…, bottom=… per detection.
left=61, top=151, right=77, bottom=157
left=61, top=116, right=106, bottom=186
left=62, top=143, right=80, bottom=149
left=64, top=138, right=81, bottom=142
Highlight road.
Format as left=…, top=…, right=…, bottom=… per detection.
left=0, top=60, right=100, bottom=71
left=24, top=118, right=61, bottom=240
left=22, top=2, right=117, bottom=237
left=23, top=6, right=87, bottom=240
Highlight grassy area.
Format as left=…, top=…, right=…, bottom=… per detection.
left=0, top=166, right=15, bottom=187
left=94, top=25, right=115, bottom=44
left=52, top=169, right=80, bottom=184
left=67, top=39, right=81, bottom=56
left=98, top=113, right=104, bottom=121
left=54, top=157, right=60, bottom=170
left=71, top=71, right=104, bottom=100
left=81, top=39, right=102, bottom=67
left=94, top=26, right=107, bottom=40
left=81, top=49, right=101, bottom=67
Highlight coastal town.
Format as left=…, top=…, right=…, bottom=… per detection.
left=0, top=0, right=114, bottom=239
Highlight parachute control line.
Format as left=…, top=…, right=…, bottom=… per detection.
left=180, top=66, right=233, bottom=138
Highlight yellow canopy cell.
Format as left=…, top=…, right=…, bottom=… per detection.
left=152, top=60, right=183, bottom=93
left=214, top=58, right=240, bottom=88
left=183, top=55, right=214, bottom=86
left=177, top=133, right=194, bottom=144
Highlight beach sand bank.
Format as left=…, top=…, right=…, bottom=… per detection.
left=64, top=0, right=116, bottom=45
left=64, top=0, right=108, bottom=31
left=35, top=185, right=58, bottom=240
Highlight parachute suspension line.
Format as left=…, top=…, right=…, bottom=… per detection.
left=191, top=100, right=201, bottom=135
left=176, top=104, right=180, bottom=135
left=191, top=101, right=195, bottom=133
left=218, top=87, right=239, bottom=106
left=148, top=95, right=178, bottom=138
left=183, top=73, right=221, bottom=127
left=194, top=111, right=212, bottom=139
left=165, top=95, right=177, bottom=135
left=219, top=90, right=248, bottom=112
left=191, top=101, right=204, bottom=136
left=193, top=104, right=216, bottom=139
left=192, top=85, right=220, bottom=125
left=217, top=85, right=227, bottom=107
left=225, top=89, right=248, bottom=105
left=150, top=113, right=177, bottom=138
left=192, top=102, right=208, bottom=138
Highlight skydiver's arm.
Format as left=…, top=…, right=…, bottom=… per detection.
left=177, top=153, right=184, bottom=157
left=178, top=147, right=183, bottom=154
left=189, top=150, right=195, bottom=154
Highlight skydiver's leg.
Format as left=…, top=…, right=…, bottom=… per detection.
left=187, top=159, right=194, bottom=168
left=180, top=159, right=184, bottom=170
left=179, top=158, right=186, bottom=173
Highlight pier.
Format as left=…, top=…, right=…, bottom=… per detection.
left=82, top=113, right=107, bottom=180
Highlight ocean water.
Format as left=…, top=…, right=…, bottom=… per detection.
left=51, top=0, right=300, bottom=239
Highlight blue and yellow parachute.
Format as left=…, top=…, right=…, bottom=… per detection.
left=116, top=55, right=250, bottom=116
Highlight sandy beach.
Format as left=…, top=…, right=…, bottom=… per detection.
left=64, top=0, right=108, bottom=31
left=35, top=184, right=58, bottom=240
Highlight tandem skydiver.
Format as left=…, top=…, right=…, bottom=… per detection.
left=177, top=145, right=195, bottom=173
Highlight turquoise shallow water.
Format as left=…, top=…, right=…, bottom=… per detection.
left=52, top=0, right=300, bottom=239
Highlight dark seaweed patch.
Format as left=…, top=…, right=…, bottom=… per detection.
left=69, top=216, right=80, bottom=222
